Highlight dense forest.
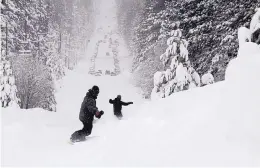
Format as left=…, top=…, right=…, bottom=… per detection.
left=1, top=0, right=260, bottom=109
left=116, top=0, right=260, bottom=98
left=1, top=0, right=95, bottom=111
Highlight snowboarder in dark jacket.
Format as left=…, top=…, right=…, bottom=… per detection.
left=70, top=85, right=104, bottom=142
left=109, top=95, right=133, bottom=119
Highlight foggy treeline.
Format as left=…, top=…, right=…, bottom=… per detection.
left=1, top=0, right=259, bottom=109
left=1, top=0, right=94, bottom=111
left=116, top=0, right=259, bottom=98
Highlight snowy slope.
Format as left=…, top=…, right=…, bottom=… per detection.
left=1, top=61, right=144, bottom=167
left=2, top=46, right=260, bottom=166
left=89, top=0, right=131, bottom=73
left=2, top=0, right=260, bottom=166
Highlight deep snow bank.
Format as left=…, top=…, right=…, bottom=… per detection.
left=128, top=43, right=260, bottom=166
left=221, top=42, right=260, bottom=164
left=1, top=67, right=144, bottom=166
left=1, top=44, right=260, bottom=167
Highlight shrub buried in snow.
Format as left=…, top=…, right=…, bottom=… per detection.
left=201, top=73, right=214, bottom=86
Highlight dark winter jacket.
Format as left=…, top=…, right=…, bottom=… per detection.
left=109, top=98, right=132, bottom=112
left=79, top=89, right=98, bottom=123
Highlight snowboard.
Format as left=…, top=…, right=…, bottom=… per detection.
left=68, top=136, right=99, bottom=145
left=68, top=138, right=86, bottom=145
left=115, top=115, right=123, bottom=120
left=69, top=130, right=87, bottom=144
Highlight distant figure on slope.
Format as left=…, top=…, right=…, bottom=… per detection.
left=70, top=85, right=104, bottom=143
left=109, top=95, right=133, bottom=119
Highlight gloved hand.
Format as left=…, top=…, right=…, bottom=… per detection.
left=100, top=110, right=104, bottom=115
left=95, top=110, right=104, bottom=119
left=95, top=111, right=100, bottom=117
left=130, top=102, right=133, bottom=104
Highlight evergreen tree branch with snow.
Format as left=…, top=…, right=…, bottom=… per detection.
left=152, top=22, right=201, bottom=99
left=1, top=0, right=94, bottom=111
left=0, top=57, right=20, bottom=108
left=117, top=0, right=260, bottom=92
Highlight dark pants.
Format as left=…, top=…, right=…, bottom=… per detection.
left=114, top=111, right=123, bottom=118
left=80, top=121, right=93, bottom=136
left=71, top=121, right=93, bottom=141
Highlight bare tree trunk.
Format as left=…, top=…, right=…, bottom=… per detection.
left=59, top=32, right=62, bottom=53
left=26, top=93, right=30, bottom=109
left=21, top=95, right=26, bottom=109
left=6, top=22, right=8, bottom=57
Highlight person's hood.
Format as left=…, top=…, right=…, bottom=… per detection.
left=86, top=89, right=97, bottom=99
left=115, top=97, right=121, bottom=101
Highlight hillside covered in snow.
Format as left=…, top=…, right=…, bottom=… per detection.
left=1, top=0, right=260, bottom=167
left=2, top=41, right=260, bottom=166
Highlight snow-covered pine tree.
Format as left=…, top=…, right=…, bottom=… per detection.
left=236, top=7, right=260, bottom=53
left=133, top=38, right=165, bottom=99
left=116, top=0, right=168, bottom=97
left=88, top=56, right=96, bottom=75
left=250, top=8, right=260, bottom=44
left=1, top=3, right=20, bottom=108
left=152, top=22, right=200, bottom=99
left=236, top=7, right=260, bottom=63
left=1, top=0, right=94, bottom=111
left=131, top=0, right=165, bottom=71
left=160, top=0, right=260, bottom=82
left=112, top=39, right=120, bottom=75
left=89, top=41, right=99, bottom=74
left=0, top=57, right=20, bottom=108
left=45, top=25, right=65, bottom=81
left=158, top=0, right=183, bottom=40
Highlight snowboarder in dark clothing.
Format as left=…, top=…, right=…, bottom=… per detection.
left=109, top=95, right=133, bottom=119
left=70, top=85, right=104, bottom=143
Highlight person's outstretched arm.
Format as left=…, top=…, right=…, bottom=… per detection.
left=121, top=101, right=133, bottom=106
left=109, top=99, right=115, bottom=104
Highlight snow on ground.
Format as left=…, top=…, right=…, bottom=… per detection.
left=90, top=0, right=132, bottom=73
left=1, top=59, right=145, bottom=167
left=2, top=42, right=260, bottom=166
left=2, top=0, right=260, bottom=166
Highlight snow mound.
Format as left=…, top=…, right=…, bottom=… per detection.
left=238, top=27, right=251, bottom=46
left=201, top=72, right=214, bottom=85
left=221, top=42, right=260, bottom=165
left=225, top=42, right=260, bottom=83
left=2, top=50, right=260, bottom=166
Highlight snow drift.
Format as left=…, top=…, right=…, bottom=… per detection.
left=2, top=1, right=260, bottom=166
left=2, top=42, right=260, bottom=167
